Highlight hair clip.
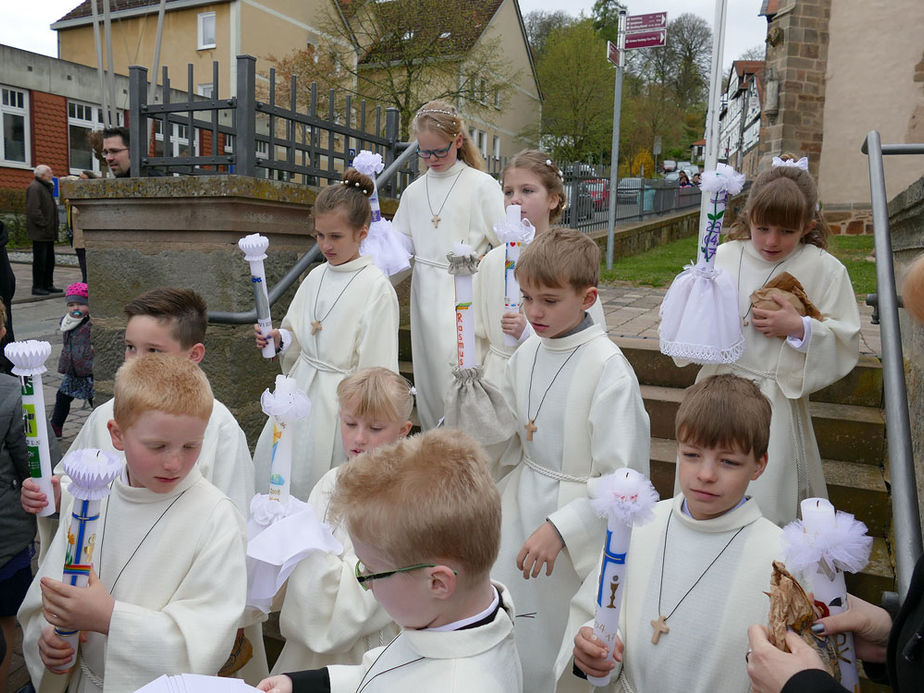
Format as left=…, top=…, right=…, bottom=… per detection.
left=415, top=108, right=457, bottom=119
left=544, top=159, right=563, bottom=179
left=408, top=386, right=417, bottom=396
left=772, top=156, right=809, bottom=171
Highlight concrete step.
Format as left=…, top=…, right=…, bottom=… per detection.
left=642, top=384, right=885, bottom=467
left=614, top=336, right=883, bottom=409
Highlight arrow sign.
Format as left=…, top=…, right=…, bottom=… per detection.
left=607, top=40, right=620, bottom=66
left=627, top=12, right=667, bottom=33
left=625, top=30, right=667, bottom=50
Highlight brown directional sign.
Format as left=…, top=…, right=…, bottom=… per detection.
left=607, top=40, right=620, bottom=66
left=625, top=29, right=667, bottom=50
left=627, top=12, right=667, bottom=33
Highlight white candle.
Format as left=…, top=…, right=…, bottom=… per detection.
left=239, top=233, right=275, bottom=359
left=261, top=375, right=311, bottom=506
left=449, top=242, right=478, bottom=370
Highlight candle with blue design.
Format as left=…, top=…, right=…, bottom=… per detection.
left=586, top=468, right=659, bottom=687
left=493, top=204, right=535, bottom=347
left=239, top=233, right=275, bottom=359
left=57, top=449, right=123, bottom=668
left=261, top=374, right=311, bottom=506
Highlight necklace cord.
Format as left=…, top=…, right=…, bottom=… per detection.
left=311, top=264, right=368, bottom=328
left=526, top=344, right=582, bottom=425
left=425, top=168, right=466, bottom=220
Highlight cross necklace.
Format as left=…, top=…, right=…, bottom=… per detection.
left=650, top=510, right=746, bottom=644
left=524, top=344, right=582, bottom=441
left=424, top=167, right=465, bottom=228
left=737, top=244, right=789, bottom=327
left=311, top=264, right=367, bottom=334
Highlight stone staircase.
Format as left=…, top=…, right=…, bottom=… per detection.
left=616, top=336, right=894, bottom=605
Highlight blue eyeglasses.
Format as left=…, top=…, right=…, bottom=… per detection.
left=416, top=144, right=454, bottom=159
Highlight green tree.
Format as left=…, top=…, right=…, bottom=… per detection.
left=523, top=10, right=575, bottom=59
left=591, top=0, right=627, bottom=44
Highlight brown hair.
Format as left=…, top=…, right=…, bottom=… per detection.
left=123, top=288, right=208, bottom=348
left=313, top=168, right=373, bottom=232
left=337, top=367, right=414, bottom=423
left=502, top=149, right=566, bottom=223
left=329, top=428, right=501, bottom=581
left=728, top=153, right=828, bottom=249
left=515, top=227, right=599, bottom=291
left=675, top=374, right=771, bottom=459
left=412, top=100, right=485, bottom=172
left=902, top=253, right=924, bottom=326
left=113, top=352, right=213, bottom=430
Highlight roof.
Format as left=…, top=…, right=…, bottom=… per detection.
left=726, top=60, right=765, bottom=99
left=759, top=0, right=781, bottom=18
left=53, top=0, right=225, bottom=27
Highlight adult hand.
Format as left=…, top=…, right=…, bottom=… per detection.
left=752, top=295, right=805, bottom=340
left=256, top=675, right=293, bottom=693
left=746, top=624, right=826, bottom=693
left=573, top=625, right=622, bottom=679
left=41, top=569, right=114, bottom=635
left=21, top=475, right=61, bottom=514
left=501, top=312, right=527, bottom=340
left=813, top=594, right=891, bottom=663
left=516, top=520, right=565, bottom=579
left=254, top=324, right=280, bottom=351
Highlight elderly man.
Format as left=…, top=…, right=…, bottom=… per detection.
left=25, top=165, right=60, bottom=295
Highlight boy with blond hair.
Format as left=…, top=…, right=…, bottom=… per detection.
left=19, top=353, right=247, bottom=692
left=563, top=374, right=783, bottom=692
left=258, top=428, right=522, bottom=692
left=493, top=228, right=650, bottom=693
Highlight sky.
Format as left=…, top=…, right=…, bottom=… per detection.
left=1, top=0, right=767, bottom=72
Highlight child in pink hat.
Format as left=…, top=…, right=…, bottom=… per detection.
left=50, top=282, right=93, bottom=437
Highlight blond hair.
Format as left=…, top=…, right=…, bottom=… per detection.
left=113, top=353, right=213, bottom=430
left=412, top=100, right=485, bottom=171
left=314, top=167, right=374, bottom=232
left=675, top=374, right=771, bottom=459
left=329, top=428, right=500, bottom=581
left=502, top=149, right=566, bottom=223
left=515, top=227, right=599, bottom=291
left=729, top=153, right=828, bottom=249
left=337, top=367, right=414, bottom=422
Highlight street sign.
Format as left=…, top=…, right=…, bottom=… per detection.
left=606, top=41, right=620, bottom=66
left=627, top=12, right=667, bottom=33
left=625, top=30, right=666, bottom=50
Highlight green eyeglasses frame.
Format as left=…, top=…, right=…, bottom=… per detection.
left=354, top=560, right=456, bottom=590
left=416, top=143, right=453, bottom=159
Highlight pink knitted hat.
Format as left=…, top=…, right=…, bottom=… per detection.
left=65, top=282, right=89, bottom=305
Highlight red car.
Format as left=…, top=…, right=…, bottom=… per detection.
left=587, top=178, right=609, bottom=211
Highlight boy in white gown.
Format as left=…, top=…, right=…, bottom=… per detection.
left=18, top=354, right=246, bottom=692
left=493, top=229, right=650, bottom=693
left=563, top=374, right=783, bottom=693
left=258, top=429, right=522, bottom=693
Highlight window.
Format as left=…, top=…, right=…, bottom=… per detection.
left=154, top=120, right=195, bottom=158
left=492, top=135, right=501, bottom=161
left=1, top=85, right=28, bottom=165
left=68, top=100, right=105, bottom=173
left=197, top=84, right=214, bottom=99
left=198, top=12, right=216, bottom=50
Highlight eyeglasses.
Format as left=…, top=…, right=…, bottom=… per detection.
left=416, top=144, right=454, bottom=159
left=102, top=148, right=127, bottom=157
left=354, top=560, right=456, bottom=590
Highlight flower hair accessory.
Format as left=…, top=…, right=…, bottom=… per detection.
left=352, top=150, right=385, bottom=177
left=772, top=156, right=809, bottom=171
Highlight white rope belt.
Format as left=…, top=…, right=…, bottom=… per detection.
left=79, top=656, right=105, bottom=689
left=413, top=255, right=451, bottom=270
left=299, top=352, right=350, bottom=375
left=488, top=344, right=512, bottom=358
left=725, top=361, right=773, bottom=381
left=523, top=455, right=589, bottom=484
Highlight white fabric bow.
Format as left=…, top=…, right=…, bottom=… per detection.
left=772, top=156, right=809, bottom=170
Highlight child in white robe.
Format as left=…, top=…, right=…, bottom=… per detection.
left=565, top=374, right=783, bottom=693
left=493, top=229, right=650, bottom=693
left=392, top=100, right=505, bottom=429
left=689, top=155, right=860, bottom=525
left=257, top=428, right=522, bottom=693
left=19, top=353, right=247, bottom=693
left=254, top=168, right=399, bottom=500
left=271, top=367, right=413, bottom=674
left=474, top=150, right=606, bottom=389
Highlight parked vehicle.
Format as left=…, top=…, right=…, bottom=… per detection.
left=561, top=181, right=594, bottom=224
left=616, top=177, right=643, bottom=204
left=587, top=178, right=609, bottom=211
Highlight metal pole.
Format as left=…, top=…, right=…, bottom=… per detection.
left=236, top=56, right=257, bottom=177
left=864, top=130, right=922, bottom=598
left=128, top=66, right=147, bottom=177
left=605, top=8, right=627, bottom=271
left=89, top=0, right=111, bottom=133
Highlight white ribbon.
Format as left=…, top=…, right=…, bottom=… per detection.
left=771, top=156, right=809, bottom=170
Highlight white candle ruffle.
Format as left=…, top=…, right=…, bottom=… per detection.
left=493, top=205, right=536, bottom=347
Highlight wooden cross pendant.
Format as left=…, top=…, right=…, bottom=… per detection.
left=431, top=214, right=441, bottom=227
left=311, top=320, right=322, bottom=335
left=525, top=419, right=537, bottom=441
left=650, top=615, right=670, bottom=644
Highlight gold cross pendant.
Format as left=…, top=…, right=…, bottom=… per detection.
left=311, top=320, right=322, bottom=335
left=650, top=615, right=669, bottom=644
left=431, top=214, right=441, bottom=227
left=525, top=419, right=537, bottom=441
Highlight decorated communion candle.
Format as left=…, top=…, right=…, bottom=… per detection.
left=5, top=340, right=56, bottom=517
left=502, top=205, right=523, bottom=347
left=239, top=233, right=275, bottom=359
left=262, top=374, right=311, bottom=506
left=447, top=241, right=479, bottom=369
left=57, top=449, right=123, bottom=667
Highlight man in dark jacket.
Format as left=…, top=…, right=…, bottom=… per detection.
left=25, top=165, right=61, bottom=296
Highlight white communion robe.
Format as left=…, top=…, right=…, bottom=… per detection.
left=322, top=582, right=522, bottom=692
left=19, top=468, right=247, bottom=693
left=494, top=323, right=650, bottom=693
left=689, top=240, right=860, bottom=525
left=271, top=467, right=399, bottom=674
left=554, top=495, right=783, bottom=693
left=474, top=243, right=607, bottom=389
left=392, top=160, right=504, bottom=429
left=253, top=255, right=399, bottom=500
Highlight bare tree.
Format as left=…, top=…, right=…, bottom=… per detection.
left=524, top=9, right=575, bottom=58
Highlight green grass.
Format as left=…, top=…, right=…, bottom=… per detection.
left=600, top=234, right=876, bottom=297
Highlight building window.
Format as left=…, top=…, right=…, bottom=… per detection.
left=1, top=85, right=28, bottom=165
left=154, top=120, right=194, bottom=158
left=198, top=12, right=216, bottom=50
left=492, top=135, right=501, bottom=161
left=197, top=84, right=214, bottom=99
left=67, top=100, right=107, bottom=174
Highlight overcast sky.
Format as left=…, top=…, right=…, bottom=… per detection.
left=1, top=0, right=766, bottom=71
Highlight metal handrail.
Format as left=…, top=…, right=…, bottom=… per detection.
left=862, top=131, right=924, bottom=597
left=207, top=142, right=419, bottom=324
